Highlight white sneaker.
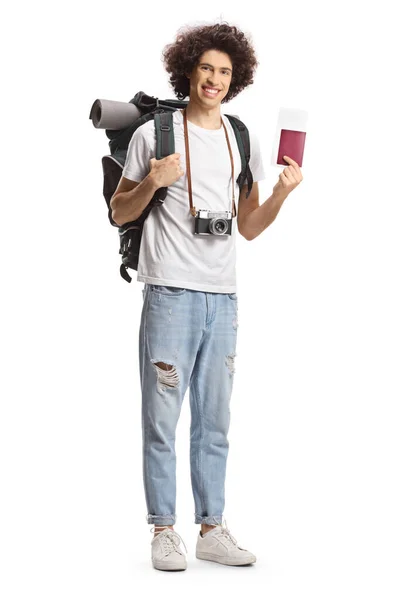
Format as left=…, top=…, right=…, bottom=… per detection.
left=196, top=519, right=256, bottom=566
left=150, top=527, right=188, bottom=571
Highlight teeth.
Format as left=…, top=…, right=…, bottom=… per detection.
left=203, top=87, right=218, bottom=94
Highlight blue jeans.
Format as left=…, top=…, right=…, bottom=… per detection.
left=139, top=284, right=238, bottom=525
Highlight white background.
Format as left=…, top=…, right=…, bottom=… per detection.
left=1, top=1, right=399, bottom=598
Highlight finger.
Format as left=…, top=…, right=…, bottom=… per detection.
left=288, top=165, right=303, bottom=182
left=283, top=155, right=297, bottom=166
left=286, top=165, right=300, bottom=181
left=283, top=155, right=302, bottom=176
left=280, top=172, right=290, bottom=184
left=283, top=155, right=301, bottom=172
left=283, top=168, right=296, bottom=184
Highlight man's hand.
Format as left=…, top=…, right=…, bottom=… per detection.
left=149, top=153, right=185, bottom=189
left=272, top=155, right=303, bottom=199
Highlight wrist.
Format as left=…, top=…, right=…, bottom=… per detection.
left=272, top=188, right=289, bottom=204
left=148, top=170, right=161, bottom=191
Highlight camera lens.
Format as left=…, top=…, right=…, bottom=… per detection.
left=209, top=218, right=228, bottom=235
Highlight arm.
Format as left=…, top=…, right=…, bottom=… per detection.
left=111, top=123, right=159, bottom=226
left=110, top=173, right=160, bottom=226
left=237, top=183, right=287, bottom=241
left=238, top=155, right=303, bottom=241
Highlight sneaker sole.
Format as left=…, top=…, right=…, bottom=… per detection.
left=196, top=551, right=256, bottom=566
left=152, top=559, right=187, bottom=571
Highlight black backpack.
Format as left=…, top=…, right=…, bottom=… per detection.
left=101, top=91, right=254, bottom=283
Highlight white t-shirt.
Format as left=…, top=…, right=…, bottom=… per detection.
left=122, top=109, right=265, bottom=293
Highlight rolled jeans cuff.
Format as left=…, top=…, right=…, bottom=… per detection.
left=146, top=513, right=176, bottom=525
left=195, top=514, right=223, bottom=525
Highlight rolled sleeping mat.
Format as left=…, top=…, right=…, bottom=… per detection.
left=89, top=98, right=143, bottom=130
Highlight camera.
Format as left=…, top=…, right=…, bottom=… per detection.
left=194, top=209, right=232, bottom=236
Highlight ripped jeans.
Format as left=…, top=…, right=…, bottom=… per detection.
left=139, top=284, right=238, bottom=525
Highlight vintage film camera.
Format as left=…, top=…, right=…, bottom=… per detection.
left=194, top=209, right=232, bottom=236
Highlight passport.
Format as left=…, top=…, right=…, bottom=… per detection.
left=271, top=108, right=308, bottom=168
left=277, top=129, right=306, bottom=167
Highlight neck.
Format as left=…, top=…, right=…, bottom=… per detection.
left=182, top=100, right=222, bottom=130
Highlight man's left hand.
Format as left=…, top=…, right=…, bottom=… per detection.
left=272, top=155, right=303, bottom=199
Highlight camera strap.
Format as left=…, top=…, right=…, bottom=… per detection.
left=182, top=108, right=236, bottom=218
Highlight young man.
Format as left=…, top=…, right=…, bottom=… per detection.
left=110, top=23, right=303, bottom=571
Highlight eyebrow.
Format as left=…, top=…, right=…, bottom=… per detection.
left=199, top=62, right=232, bottom=72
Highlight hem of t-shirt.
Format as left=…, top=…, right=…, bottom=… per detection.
left=121, top=169, right=144, bottom=182
left=137, top=275, right=236, bottom=294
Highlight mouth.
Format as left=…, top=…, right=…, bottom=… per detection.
left=202, top=86, right=220, bottom=98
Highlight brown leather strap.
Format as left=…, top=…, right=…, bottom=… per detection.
left=182, top=108, right=236, bottom=218
left=182, top=108, right=195, bottom=216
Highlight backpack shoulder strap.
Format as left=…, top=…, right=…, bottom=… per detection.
left=225, top=114, right=253, bottom=199
left=152, top=111, right=175, bottom=202
left=154, top=111, right=175, bottom=159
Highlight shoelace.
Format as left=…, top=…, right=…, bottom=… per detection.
left=150, top=527, right=187, bottom=556
left=210, top=518, right=238, bottom=549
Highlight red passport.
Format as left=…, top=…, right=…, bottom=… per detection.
left=277, top=129, right=306, bottom=167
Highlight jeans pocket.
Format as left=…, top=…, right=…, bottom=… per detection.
left=150, top=285, right=187, bottom=296
left=228, top=292, right=237, bottom=300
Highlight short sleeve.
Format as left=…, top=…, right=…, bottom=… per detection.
left=246, top=129, right=265, bottom=184
left=122, top=123, right=154, bottom=182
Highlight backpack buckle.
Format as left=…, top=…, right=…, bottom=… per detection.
left=160, top=124, right=171, bottom=131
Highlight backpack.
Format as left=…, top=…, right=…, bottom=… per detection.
left=101, top=91, right=254, bottom=283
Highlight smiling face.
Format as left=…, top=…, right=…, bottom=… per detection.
left=186, top=48, right=233, bottom=106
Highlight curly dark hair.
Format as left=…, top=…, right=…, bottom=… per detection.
left=161, top=22, right=259, bottom=104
